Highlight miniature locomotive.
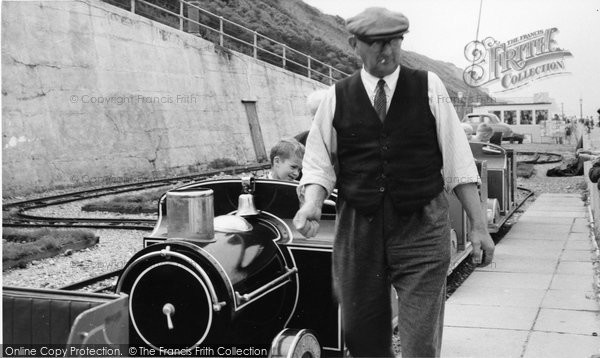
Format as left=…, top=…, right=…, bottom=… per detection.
left=117, top=177, right=336, bottom=356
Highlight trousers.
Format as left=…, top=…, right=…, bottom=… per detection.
left=332, top=192, right=451, bottom=358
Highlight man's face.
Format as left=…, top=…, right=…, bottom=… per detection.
left=272, top=156, right=302, bottom=181
left=350, top=36, right=403, bottom=77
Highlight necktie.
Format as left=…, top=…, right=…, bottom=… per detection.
left=374, top=79, right=386, bottom=122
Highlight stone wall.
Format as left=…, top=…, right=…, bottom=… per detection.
left=1, top=0, right=326, bottom=196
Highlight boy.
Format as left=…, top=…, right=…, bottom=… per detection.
left=267, top=138, right=305, bottom=181
left=472, top=123, right=494, bottom=142
left=461, top=123, right=474, bottom=140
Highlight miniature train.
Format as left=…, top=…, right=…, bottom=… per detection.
left=3, top=142, right=520, bottom=357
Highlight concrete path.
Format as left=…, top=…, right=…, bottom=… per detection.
left=442, top=193, right=600, bottom=357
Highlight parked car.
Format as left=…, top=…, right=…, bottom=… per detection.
left=462, top=113, right=524, bottom=143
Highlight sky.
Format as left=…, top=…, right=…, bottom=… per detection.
left=302, top=0, right=600, bottom=118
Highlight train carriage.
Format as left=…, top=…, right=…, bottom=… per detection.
left=469, top=142, right=521, bottom=232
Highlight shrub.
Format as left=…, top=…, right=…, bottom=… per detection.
left=81, top=187, right=169, bottom=214
left=208, top=158, right=238, bottom=169
left=3, top=228, right=97, bottom=262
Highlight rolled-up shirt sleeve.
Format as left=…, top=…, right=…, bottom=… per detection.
left=428, top=72, right=479, bottom=193
left=297, top=86, right=338, bottom=201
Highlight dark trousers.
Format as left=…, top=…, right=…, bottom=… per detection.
left=333, top=192, right=451, bottom=358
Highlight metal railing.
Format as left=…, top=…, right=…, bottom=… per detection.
left=103, top=0, right=350, bottom=85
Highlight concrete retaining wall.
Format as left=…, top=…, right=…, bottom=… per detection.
left=2, top=0, right=326, bottom=196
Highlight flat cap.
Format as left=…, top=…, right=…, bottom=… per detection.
left=346, top=7, right=409, bottom=40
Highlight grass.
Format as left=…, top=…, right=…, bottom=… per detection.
left=3, top=228, right=98, bottom=268
left=81, top=187, right=168, bottom=214
left=208, top=158, right=238, bottom=169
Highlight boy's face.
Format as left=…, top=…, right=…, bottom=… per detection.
left=272, top=155, right=302, bottom=181
left=477, top=130, right=493, bottom=142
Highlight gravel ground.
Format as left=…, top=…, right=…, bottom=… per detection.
left=2, top=229, right=145, bottom=289
left=24, top=186, right=170, bottom=220
left=507, top=142, right=587, bottom=196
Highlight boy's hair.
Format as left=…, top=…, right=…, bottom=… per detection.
left=269, top=138, right=305, bottom=164
left=477, top=123, right=493, bottom=134
left=461, top=123, right=474, bottom=135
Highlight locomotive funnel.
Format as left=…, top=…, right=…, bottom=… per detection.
left=166, top=188, right=215, bottom=242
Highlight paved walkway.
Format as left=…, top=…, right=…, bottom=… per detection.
left=442, top=193, right=600, bottom=357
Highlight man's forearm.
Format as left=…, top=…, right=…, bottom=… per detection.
left=302, top=184, right=328, bottom=207
left=453, top=183, right=488, bottom=231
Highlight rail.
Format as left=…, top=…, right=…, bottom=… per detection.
left=103, top=0, right=350, bottom=85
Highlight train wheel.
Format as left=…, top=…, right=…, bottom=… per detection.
left=269, top=328, right=321, bottom=358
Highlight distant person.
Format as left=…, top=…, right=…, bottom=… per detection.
left=536, top=112, right=545, bottom=124
left=505, top=112, right=514, bottom=125
left=472, top=123, right=494, bottom=142
left=585, top=119, right=591, bottom=134
left=461, top=123, right=474, bottom=140
left=588, top=159, right=600, bottom=189
left=547, top=138, right=589, bottom=177
left=294, top=89, right=329, bottom=146
left=565, top=120, right=573, bottom=145
left=266, top=138, right=305, bottom=181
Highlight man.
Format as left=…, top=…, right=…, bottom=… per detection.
left=293, top=7, right=494, bottom=358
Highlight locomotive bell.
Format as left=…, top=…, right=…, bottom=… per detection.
left=166, top=188, right=215, bottom=242
left=236, top=176, right=260, bottom=216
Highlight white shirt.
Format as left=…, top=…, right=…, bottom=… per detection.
left=299, top=66, right=479, bottom=199
left=363, top=65, right=400, bottom=112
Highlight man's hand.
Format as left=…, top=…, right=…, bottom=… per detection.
left=293, top=202, right=322, bottom=238
left=453, top=183, right=495, bottom=267
left=470, top=226, right=494, bottom=267
left=294, top=184, right=327, bottom=238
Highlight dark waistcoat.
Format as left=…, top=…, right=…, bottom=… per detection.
left=333, top=67, right=444, bottom=215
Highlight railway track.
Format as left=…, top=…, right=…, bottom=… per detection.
left=516, top=151, right=563, bottom=164
left=59, top=269, right=122, bottom=293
